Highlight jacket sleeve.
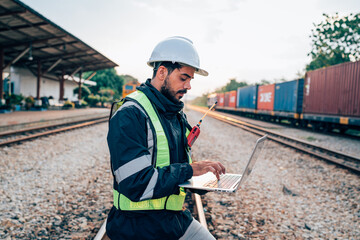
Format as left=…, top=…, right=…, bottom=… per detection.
left=107, top=103, right=193, bottom=202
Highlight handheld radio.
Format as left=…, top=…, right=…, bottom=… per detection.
left=187, top=101, right=217, bottom=147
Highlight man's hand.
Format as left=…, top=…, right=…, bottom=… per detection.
left=190, top=160, right=226, bottom=180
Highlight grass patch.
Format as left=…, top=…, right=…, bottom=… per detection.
left=306, top=136, right=317, bottom=142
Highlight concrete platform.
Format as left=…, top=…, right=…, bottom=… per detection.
left=0, top=108, right=110, bottom=128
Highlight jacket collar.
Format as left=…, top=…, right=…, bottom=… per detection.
left=137, top=79, right=184, bottom=117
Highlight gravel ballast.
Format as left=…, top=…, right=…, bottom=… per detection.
left=0, top=122, right=112, bottom=239
left=1, top=108, right=359, bottom=239
left=185, top=108, right=360, bottom=239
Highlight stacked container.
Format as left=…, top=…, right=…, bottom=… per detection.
left=224, top=90, right=237, bottom=108
left=217, top=93, right=225, bottom=107
left=229, top=90, right=237, bottom=108
left=237, top=85, right=258, bottom=109
left=224, top=92, right=230, bottom=107
left=303, top=61, right=360, bottom=117
left=257, top=84, right=275, bottom=111
left=274, top=79, right=304, bottom=113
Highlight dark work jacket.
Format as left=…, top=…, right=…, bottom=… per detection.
left=106, top=79, right=194, bottom=240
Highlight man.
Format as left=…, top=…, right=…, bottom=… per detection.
left=106, top=36, right=225, bottom=239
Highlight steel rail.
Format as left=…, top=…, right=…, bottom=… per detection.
left=189, top=105, right=360, bottom=173
left=0, top=115, right=108, bottom=138
left=0, top=117, right=108, bottom=147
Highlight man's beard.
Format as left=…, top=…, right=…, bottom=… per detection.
left=160, top=76, right=187, bottom=103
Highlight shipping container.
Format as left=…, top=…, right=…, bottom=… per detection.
left=257, top=84, right=275, bottom=111
left=237, top=85, right=258, bottom=109
left=224, top=91, right=230, bottom=107
left=217, top=93, right=225, bottom=107
left=274, top=79, right=304, bottom=113
left=303, top=61, right=360, bottom=117
left=227, top=90, right=237, bottom=108
left=207, top=93, right=217, bottom=108
left=223, top=91, right=236, bottom=108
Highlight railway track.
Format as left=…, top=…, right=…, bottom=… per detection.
left=0, top=115, right=109, bottom=147
left=189, top=105, right=360, bottom=173
left=1, top=112, right=210, bottom=239
left=94, top=104, right=359, bottom=239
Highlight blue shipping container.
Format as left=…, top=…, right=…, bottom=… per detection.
left=274, top=79, right=304, bottom=113
left=237, top=85, right=258, bottom=109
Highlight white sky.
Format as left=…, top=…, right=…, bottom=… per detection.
left=22, top=0, right=360, bottom=97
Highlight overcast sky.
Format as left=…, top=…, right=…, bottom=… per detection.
left=22, top=0, right=360, bottom=97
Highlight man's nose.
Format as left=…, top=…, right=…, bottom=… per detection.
left=184, top=80, right=191, bottom=90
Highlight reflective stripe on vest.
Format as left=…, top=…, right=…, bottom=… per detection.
left=113, top=90, right=192, bottom=211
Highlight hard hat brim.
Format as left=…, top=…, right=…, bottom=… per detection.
left=147, top=61, right=208, bottom=77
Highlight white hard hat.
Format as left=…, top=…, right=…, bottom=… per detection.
left=147, top=36, right=208, bottom=76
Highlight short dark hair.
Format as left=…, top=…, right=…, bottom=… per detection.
left=152, top=61, right=182, bottom=79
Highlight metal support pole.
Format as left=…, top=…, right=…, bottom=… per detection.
left=0, top=48, right=3, bottom=102
left=78, top=71, right=82, bottom=100
left=60, top=69, right=64, bottom=101
left=36, top=61, right=41, bottom=100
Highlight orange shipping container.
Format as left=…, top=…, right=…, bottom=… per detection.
left=217, top=93, right=225, bottom=107
left=224, top=92, right=230, bottom=107
left=257, top=84, right=275, bottom=111
left=228, top=90, right=237, bottom=108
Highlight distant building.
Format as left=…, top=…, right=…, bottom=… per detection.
left=0, top=0, right=118, bottom=105
left=3, top=66, right=96, bottom=102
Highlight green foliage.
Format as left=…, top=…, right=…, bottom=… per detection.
left=98, top=88, right=115, bottom=97
left=6, top=94, right=24, bottom=105
left=81, top=100, right=88, bottom=106
left=63, top=100, right=75, bottom=109
left=75, top=99, right=88, bottom=108
left=73, top=85, right=91, bottom=98
left=24, top=96, right=35, bottom=110
left=85, top=94, right=101, bottom=107
left=121, top=74, right=139, bottom=84
left=215, top=78, right=248, bottom=93
left=191, top=93, right=209, bottom=107
left=86, top=68, right=124, bottom=99
left=307, top=13, right=360, bottom=71
left=259, top=79, right=271, bottom=85
left=100, top=96, right=110, bottom=104
left=25, top=96, right=35, bottom=104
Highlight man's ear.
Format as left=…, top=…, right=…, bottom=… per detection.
left=157, top=66, right=168, bottom=82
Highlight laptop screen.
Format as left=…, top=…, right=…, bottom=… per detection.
left=238, top=136, right=266, bottom=186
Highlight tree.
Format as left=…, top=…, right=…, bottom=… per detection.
left=259, top=79, right=271, bottom=85
left=215, top=78, right=248, bottom=92
left=84, top=68, right=124, bottom=100
left=307, top=13, right=360, bottom=71
left=121, top=74, right=139, bottom=85
left=73, top=85, right=91, bottom=98
left=191, top=92, right=210, bottom=107
left=98, top=88, right=115, bottom=98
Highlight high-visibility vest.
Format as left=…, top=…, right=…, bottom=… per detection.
left=112, top=90, right=192, bottom=211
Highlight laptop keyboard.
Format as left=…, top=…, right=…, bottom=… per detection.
left=204, top=174, right=240, bottom=189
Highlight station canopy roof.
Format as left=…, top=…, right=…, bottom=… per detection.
left=0, top=0, right=118, bottom=77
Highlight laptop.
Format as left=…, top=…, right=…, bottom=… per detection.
left=179, top=135, right=267, bottom=193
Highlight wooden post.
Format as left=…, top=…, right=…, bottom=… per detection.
left=78, top=71, right=82, bottom=100
left=60, top=69, right=64, bottom=101
left=36, top=61, right=41, bottom=100
left=0, top=48, right=3, bottom=102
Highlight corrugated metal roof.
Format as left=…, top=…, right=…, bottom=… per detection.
left=0, top=0, right=118, bottom=76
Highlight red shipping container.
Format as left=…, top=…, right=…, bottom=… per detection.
left=303, top=61, right=360, bottom=117
left=224, top=92, right=230, bottom=107
left=217, top=93, right=225, bottom=107
left=228, top=90, right=237, bottom=108
left=257, top=84, right=275, bottom=111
